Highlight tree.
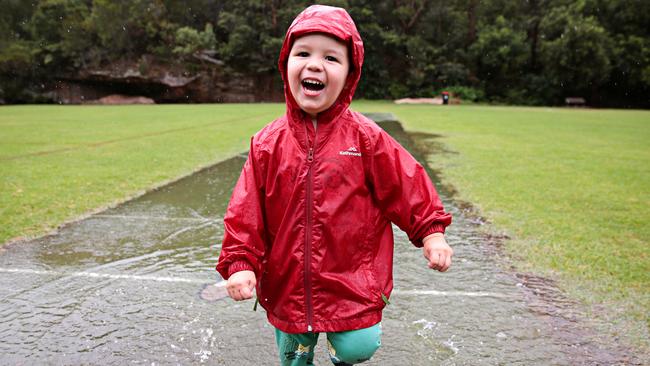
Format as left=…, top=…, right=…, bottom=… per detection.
left=216, top=1, right=306, bottom=74
left=470, top=15, right=528, bottom=101
left=539, top=3, right=614, bottom=103
left=0, top=0, right=647, bottom=106
left=28, top=0, right=94, bottom=69
left=89, top=0, right=175, bottom=60
left=174, top=24, right=216, bottom=56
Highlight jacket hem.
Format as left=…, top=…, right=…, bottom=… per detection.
left=267, top=310, right=382, bottom=334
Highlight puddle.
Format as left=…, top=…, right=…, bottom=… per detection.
left=0, top=114, right=642, bottom=365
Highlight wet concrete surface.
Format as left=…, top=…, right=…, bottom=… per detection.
left=0, top=114, right=642, bottom=365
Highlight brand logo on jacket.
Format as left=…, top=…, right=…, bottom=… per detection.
left=339, top=146, right=361, bottom=157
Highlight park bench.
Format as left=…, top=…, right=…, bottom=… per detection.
left=565, top=97, right=586, bottom=107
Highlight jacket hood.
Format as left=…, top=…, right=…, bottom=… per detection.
left=278, top=5, right=364, bottom=124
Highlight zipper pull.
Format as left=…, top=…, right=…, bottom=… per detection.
left=307, top=148, right=314, bottom=162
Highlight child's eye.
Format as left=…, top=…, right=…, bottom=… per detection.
left=325, top=56, right=339, bottom=62
left=296, top=51, right=309, bottom=57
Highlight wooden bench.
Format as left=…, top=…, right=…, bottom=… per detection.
left=565, top=97, right=586, bottom=107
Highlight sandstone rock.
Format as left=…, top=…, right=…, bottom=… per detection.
left=47, top=56, right=284, bottom=104
left=92, top=94, right=155, bottom=105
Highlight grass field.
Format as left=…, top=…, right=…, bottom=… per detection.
left=353, top=102, right=650, bottom=343
left=0, top=104, right=282, bottom=243
left=1, top=102, right=648, bottom=346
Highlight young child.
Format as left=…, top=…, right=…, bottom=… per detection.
left=216, top=5, right=453, bottom=365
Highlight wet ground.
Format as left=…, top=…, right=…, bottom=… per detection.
left=0, top=114, right=642, bottom=365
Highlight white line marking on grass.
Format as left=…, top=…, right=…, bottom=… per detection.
left=1, top=268, right=511, bottom=298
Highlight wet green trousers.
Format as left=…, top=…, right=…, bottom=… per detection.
left=274, top=323, right=382, bottom=365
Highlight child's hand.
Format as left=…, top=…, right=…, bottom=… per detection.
left=227, top=270, right=256, bottom=301
left=422, top=233, right=453, bottom=272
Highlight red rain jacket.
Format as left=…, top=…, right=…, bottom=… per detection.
left=216, top=5, right=451, bottom=334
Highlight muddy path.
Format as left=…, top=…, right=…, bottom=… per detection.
left=0, top=114, right=641, bottom=365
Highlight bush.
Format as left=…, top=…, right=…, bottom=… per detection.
left=438, top=85, right=485, bottom=102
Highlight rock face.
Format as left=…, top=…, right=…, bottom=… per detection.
left=47, top=57, right=284, bottom=104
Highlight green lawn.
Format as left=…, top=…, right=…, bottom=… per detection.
left=0, top=104, right=282, bottom=243
left=353, top=101, right=650, bottom=345
left=1, top=102, right=648, bottom=347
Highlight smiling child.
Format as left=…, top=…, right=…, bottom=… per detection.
left=217, top=5, right=453, bottom=366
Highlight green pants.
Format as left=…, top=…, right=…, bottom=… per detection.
left=274, top=323, right=382, bottom=365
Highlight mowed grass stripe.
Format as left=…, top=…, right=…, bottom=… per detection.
left=0, top=104, right=278, bottom=159
left=1, top=104, right=282, bottom=243
left=1, top=112, right=270, bottom=161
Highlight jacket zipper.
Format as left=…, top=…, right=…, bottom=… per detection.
left=304, top=120, right=316, bottom=332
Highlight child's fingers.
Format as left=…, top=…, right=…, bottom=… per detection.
left=439, top=255, right=452, bottom=272
left=240, top=285, right=254, bottom=299
left=227, top=287, right=238, bottom=300
left=436, top=254, right=446, bottom=271
left=429, top=252, right=452, bottom=272
left=427, top=253, right=441, bottom=269
left=227, top=282, right=247, bottom=301
left=228, top=285, right=239, bottom=300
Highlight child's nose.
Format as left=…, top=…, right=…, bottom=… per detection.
left=306, top=59, right=323, bottom=71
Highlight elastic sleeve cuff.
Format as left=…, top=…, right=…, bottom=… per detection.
left=412, top=222, right=447, bottom=247
left=227, top=260, right=254, bottom=278
left=424, top=222, right=446, bottom=236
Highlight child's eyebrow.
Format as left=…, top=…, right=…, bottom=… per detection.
left=322, top=47, right=345, bottom=56
left=292, top=43, right=345, bottom=56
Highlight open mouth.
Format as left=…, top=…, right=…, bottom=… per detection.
left=302, top=79, right=325, bottom=91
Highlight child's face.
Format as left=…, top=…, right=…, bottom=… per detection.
left=287, top=33, right=350, bottom=117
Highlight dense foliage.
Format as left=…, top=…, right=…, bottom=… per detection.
left=1, top=0, right=648, bottom=107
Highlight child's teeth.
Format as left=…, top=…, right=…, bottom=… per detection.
left=302, top=79, right=325, bottom=91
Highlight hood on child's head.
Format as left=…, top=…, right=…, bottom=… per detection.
left=278, top=5, right=364, bottom=121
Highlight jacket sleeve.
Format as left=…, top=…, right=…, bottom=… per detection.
left=216, top=138, right=266, bottom=279
left=367, top=129, right=452, bottom=247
